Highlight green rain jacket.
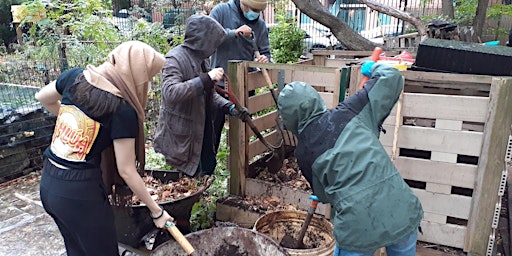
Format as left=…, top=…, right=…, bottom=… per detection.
left=277, top=64, right=423, bottom=252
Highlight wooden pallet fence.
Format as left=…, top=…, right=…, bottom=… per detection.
left=373, top=71, right=511, bottom=255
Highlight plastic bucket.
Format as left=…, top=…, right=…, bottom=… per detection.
left=150, top=226, right=291, bottom=256
left=253, top=210, right=335, bottom=256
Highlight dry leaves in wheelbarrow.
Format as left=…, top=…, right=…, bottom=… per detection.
left=132, top=175, right=203, bottom=205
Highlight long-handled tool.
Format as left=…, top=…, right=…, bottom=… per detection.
left=280, top=195, right=319, bottom=249
left=240, top=33, right=296, bottom=155
left=215, top=74, right=284, bottom=174
left=165, top=221, right=195, bottom=255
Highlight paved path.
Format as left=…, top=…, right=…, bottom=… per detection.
left=0, top=172, right=65, bottom=256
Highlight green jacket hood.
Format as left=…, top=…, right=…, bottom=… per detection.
left=277, top=81, right=327, bottom=135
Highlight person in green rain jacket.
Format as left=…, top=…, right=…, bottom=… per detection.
left=277, top=62, right=424, bottom=256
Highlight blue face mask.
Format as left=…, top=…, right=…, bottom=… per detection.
left=244, top=10, right=260, bottom=21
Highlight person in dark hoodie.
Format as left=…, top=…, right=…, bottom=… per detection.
left=277, top=62, right=424, bottom=256
left=209, top=0, right=271, bottom=158
left=154, top=14, right=249, bottom=177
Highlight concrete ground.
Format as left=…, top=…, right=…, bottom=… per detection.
left=0, top=171, right=65, bottom=256
left=0, top=172, right=141, bottom=256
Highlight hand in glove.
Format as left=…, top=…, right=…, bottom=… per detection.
left=361, top=60, right=375, bottom=78
left=229, top=104, right=250, bottom=122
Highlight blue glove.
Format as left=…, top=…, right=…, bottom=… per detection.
left=361, top=61, right=375, bottom=78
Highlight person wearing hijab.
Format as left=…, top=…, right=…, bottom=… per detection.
left=154, top=14, right=249, bottom=177
left=209, top=0, right=271, bottom=157
left=35, top=41, right=172, bottom=256
left=277, top=62, right=423, bottom=256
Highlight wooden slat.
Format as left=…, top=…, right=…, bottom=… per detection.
left=246, top=69, right=279, bottom=91
left=245, top=178, right=329, bottom=217
left=319, top=92, right=336, bottom=109
left=401, top=93, right=489, bottom=123
left=423, top=212, right=447, bottom=224
left=397, top=126, right=483, bottom=156
left=247, top=92, right=275, bottom=113
left=412, top=188, right=472, bottom=220
left=228, top=61, right=248, bottom=196
left=419, top=221, right=467, bottom=249
left=426, top=183, right=452, bottom=194
left=247, top=111, right=278, bottom=138
left=395, top=157, right=477, bottom=189
left=283, top=69, right=339, bottom=92
left=430, top=152, right=458, bottom=163
left=403, top=70, right=492, bottom=85
left=324, top=58, right=354, bottom=68
left=311, top=50, right=399, bottom=57
left=466, top=77, right=512, bottom=254
left=248, top=130, right=280, bottom=159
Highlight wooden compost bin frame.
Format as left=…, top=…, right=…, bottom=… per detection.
left=226, top=58, right=512, bottom=256
left=225, top=60, right=342, bottom=218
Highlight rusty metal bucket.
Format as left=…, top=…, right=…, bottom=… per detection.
left=150, top=226, right=291, bottom=256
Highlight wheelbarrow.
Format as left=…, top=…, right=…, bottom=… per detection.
left=115, top=170, right=212, bottom=255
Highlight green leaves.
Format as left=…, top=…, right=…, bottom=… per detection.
left=269, top=12, right=305, bottom=64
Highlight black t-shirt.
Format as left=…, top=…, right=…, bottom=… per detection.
left=44, top=68, right=138, bottom=169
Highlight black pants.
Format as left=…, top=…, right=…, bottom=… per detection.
left=40, top=159, right=119, bottom=256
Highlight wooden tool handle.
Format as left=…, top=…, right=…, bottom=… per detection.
left=166, top=222, right=195, bottom=255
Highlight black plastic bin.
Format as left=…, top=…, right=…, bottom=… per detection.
left=413, top=38, right=512, bottom=76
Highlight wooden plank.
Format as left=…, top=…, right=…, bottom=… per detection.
left=247, top=91, right=275, bottom=113
left=418, top=221, right=467, bottom=251
left=395, top=157, right=477, bottom=189
left=413, top=188, right=472, bottom=220
left=401, top=93, right=489, bottom=123
left=397, top=126, right=483, bottom=157
left=324, top=58, right=354, bottom=68
left=430, top=152, right=458, bottom=163
left=246, top=69, right=279, bottom=91
left=319, top=92, right=337, bottom=109
left=248, top=61, right=340, bottom=73
left=215, top=201, right=262, bottom=228
left=466, top=77, right=512, bottom=255
left=245, top=178, right=330, bottom=217
left=402, top=70, right=493, bottom=85
left=311, top=50, right=399, bottom=57
left=426, top=183, right=452, bottom=194
left=283, top=69, right=340, bottom=92
left=348, top=66, right=362, bottom=95
left=248, top=130, right=280, bottom=159
left=247, top=111, right=278, bottom=138
left=227, top=61, right=248, bottom=196
left=435, top=119, right=463, bottom=131
left=423, top=212, right=447, bottom=224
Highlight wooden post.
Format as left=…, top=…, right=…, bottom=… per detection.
left=465, top=77, right=512, bottom=255
left=227, top=60, right=248, bottom=196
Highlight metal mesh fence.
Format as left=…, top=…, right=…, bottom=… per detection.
left=0, top=58, right=163, bottom=181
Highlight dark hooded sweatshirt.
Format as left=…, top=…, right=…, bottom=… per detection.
left=277, top=64, right=423, bottom=252
left=154, top=15, right=231, bottom=176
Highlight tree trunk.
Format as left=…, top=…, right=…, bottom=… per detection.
left=442, top=0, right=454, bottom=19
left=291, top=0, right=427, bottom=50
left=291, top=0, right=378, bottom=50
left=473, top=0, right=489, bottom=41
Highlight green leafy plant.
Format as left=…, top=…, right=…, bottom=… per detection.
left=189, top=128, right=229, bottom=231
left=268, top=12, right=305, bottom=63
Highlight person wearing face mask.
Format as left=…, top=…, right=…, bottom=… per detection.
left=209, top=0, right=271, bottom=158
